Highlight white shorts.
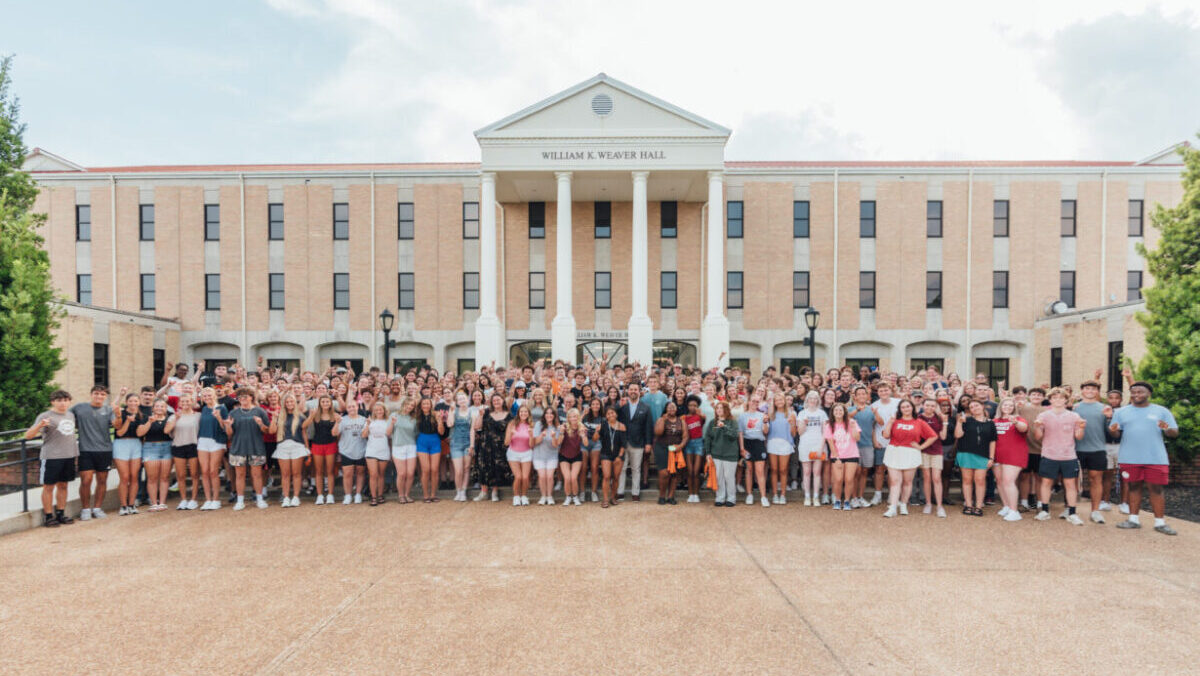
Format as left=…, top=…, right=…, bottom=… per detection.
left=533, top=450, right=558, bottom=470
left=882, top=445, right=922, bottom=471
left=1105, top=443, right=1119, bottom=470
left=197, top=438, right=225, bottom=453
left=392, top=445, right=417, bottom=461
left=506, top=449, right=533, bottom=464
left=274, top=439, right=309, bottom=460
left=767, top=438, right=794, bottom=456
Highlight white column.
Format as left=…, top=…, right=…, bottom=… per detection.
left=701, top=171, right=729, bottom=369
left=475, top=172, right=504, bottom=368
left=551, top=171, right=576, bottom=363
left=628, top=171, right=653, bottom=365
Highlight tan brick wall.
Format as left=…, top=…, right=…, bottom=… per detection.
left=218, top=186, right=244, bottom=331
left=1122, top=313, right=1146, bottom=373
left=165, top=329, right=181, bottom=370
left=305, top=185, right=334, bottom=330
left=53, top=314, right=94, bottom=397
left=676, top=201, right=703, bottom=330
left=544, top=200, right=559, bottom=329
left=1060, top=317, right=1107, bottom=389
left=347, top=184, right=372, bottom=330
left=153, top=187, right=181, bottom=319
left=412, top=184, right=464, bottom=330
left=43, top=187, right=77, bottom=298
left=572, top=202, right=596, bottom=330
left=646, top=201, right=662, bottom=325
left=875, top=181, right=927, bottom=330
left=741, top=182, right=792, bottom=329
left=89, top=186, right=114, bottom=308
left=374, top=184, right=399, bottom=317
left=178, top=187, right=205, bottom=331
left=107, top=321, right=153, bottom=391
left=969, top=181, right=995, bottom=331
left=283, top=185, right=309, bottom=330
left=1033, top=326, right=1050, bottom=385
left=502, top=201, right=530, bottom=331
left=1103, top=180, right=1129, bottom=305
left=1075, top=181, right=1104, bottom=309
left=1009, top=181, right=1061, bottom=329
left=941, top=181, right=968, bottom=330
left=114, top=186, right=140, bottom=313
left=610, top=201, right=632, bottom=328
left=243, top=185, right=269, bottom=330
left=831, top=181, right=860, bottom=330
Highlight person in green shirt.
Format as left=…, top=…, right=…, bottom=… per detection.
left=704, top=400, right=741, bottom=507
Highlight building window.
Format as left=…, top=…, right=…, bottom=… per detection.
left=1127, top=270, right=1143, bottom=301
left=396, top=273, right=413, bottom=310
left=1128, top=199, right=1144, bottom=237
left=661, top=271, right=677, bottom=309
left=975, top=358, right=1009, bottom=391
left=845, top=358, right=880, bottom=372
left=926, top=200, right=943, bottom=238
left=268, top=203, right=284, bottom=240
left=1107, top=341, right=1124, bottom=392
left=76, top=274, right=92, bottom=305
left=595, top=272, right=612, bottom=309
left=93, top=343, right=109, bottom=389
left=993, top=271, right=1009, bottom=308
left=140, top=273, right=155, bottom=310
left=456, top=358, right=476, bottom=375
left=399, top=202, right=415, bottom=240
left=793, top=271, right=810, bottom=308
left=139, top=204, right=155, bottom=241
left=333, top=273, right=350, bottom=309
left=153, top=349, right=165, bottom=387
left=1060, top=270, right=1076, bottom=308
left=333, top=203, right=349, bottom=240
left=1050, top=347, right=1063, bottom=388
left=792, top=200, right=810, bottom=238
left=910, top=358, right=944, bottom=373
left=529, top=272, right=546, bottom=309
left=926, top=271, right=942, bottom=308
left=993, top=200, right=1009, bottom=237
left=726, top=201, right=743, bottom=238
left=529, top=202, right=545, bottom=239
left=594, top=201, right=611, bottom=239
left=1061, top=199, right=1076, bottom=237
left=859, top=271, right=876, bottom=308
left=860, top=200, right=876, bottom=238
left=205, top=274, right=220, bottom=310
left=727, top=271, right=743, bottom=309
left=459, top=201, right=478, bottom=239
left=661, top=201, right=677, bottom=238
left=779, top=358, right=807, bottom=375
left=463, top=272, right=480, bottom=310
left=729, top=358, right=751, bottom=370
left=269, top=273, right=284, bottom=310
left=204, top=204, right=220, bottom=241
left=76, top=205, right=91, bottom=241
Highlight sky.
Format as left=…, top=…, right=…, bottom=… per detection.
left=4, top=0, right=1199, bottom=167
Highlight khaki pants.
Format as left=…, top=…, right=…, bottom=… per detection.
left=618, top=444, right=644, bottom=496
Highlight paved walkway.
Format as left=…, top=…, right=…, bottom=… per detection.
left=2, top=496, right=1198, bottom=674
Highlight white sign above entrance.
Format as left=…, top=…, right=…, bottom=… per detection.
left=541, top=149, right=667, bottom=162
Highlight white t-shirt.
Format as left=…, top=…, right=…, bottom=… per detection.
left=797, top=408, right=829, bottom=453
left=870, top=398, right=900, bottom=448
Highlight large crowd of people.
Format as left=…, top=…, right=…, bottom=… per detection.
left=25, top=356, right=1181, bottom=535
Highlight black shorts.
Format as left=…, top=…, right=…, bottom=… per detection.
left=1038, top=457, right=1080, bottom=480
left=77, top=451, right=113, bottom=473
left=1077, top=450, right=1107, bottom=472
left=1022, top=454, right=1041, bottom=472
left=339, top=453, right=365, bottom=467
left=743, top=438, right=767, bottom=462
left=40, top=457, right=77, bottom=485
left=600, top=452, right=622, bottom=463
left=558, top=454, right=582, bottom=465
left=833, top=457, right=859, bottom=464
left=171, top=444, right=198, bottom=460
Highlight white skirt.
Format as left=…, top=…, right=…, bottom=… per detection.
left=197, top=438, right=225, bottom=453
left=767, top=438, right=794, bottom=456
left=274, top=439, right=310, bottom=460
left=882, top=445, right=922, bottom=471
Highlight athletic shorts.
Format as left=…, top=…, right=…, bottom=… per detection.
left=274, top=439, right=310, bottom=460
left=339, top=453, right=365, bottom=467
left=921, top=453, right=944, bottom=471
left=141, top=441, right=172, bottom=462
left=228, top=454, right=267, bottom=467
left=857, top=446, right=876, bottom=469
left=1104, top=443, right=1119, bottom=470
left=112, top=438, right=142, bottom=461
left=743, top=438, right=767, bottom=462
left=416, top=433, right=441, bottom=455
left=78, top=451, right=112, bottom=473
left=1077, top=450, right=1107, bottom=472
left=392, top=445, right=416, bottom=461
left=1038, top=457, right=1080, bottom=480
left=311, top=442, right=338, bottom=457
left=873, top=448, right=886, bottom=467
left=40, top=457, right=77, bottom=485
left=506, top=449, right=533, bottom=464
left=1120, top=463, right=1168, bottom=486
left=197, top=438, right=226, bottom=453
left=171, top=444, right=198, bottom=460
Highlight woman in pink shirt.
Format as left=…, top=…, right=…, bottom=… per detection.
left=505, top=405, right=535, bottom=506
left=823, top=402, right=861, bottom=510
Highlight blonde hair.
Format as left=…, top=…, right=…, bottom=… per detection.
left=278, top=394, right=302, bottom=441
left=1046, top=387, right=1069, bottom=402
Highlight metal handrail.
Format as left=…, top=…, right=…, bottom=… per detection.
left=0, top=428, right=35, bottom=512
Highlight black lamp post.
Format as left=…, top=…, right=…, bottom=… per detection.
left=379, top=308, right=396, bottom=375
left=804, top=307, right=820, bottom=373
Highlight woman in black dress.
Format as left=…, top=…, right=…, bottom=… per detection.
left=472, top=393, right=512, bottom=502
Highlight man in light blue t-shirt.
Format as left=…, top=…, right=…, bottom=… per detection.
left=1109, top=381, right=1178, bottom=535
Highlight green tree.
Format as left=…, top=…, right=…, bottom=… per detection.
left=0, top=55, right=62, bottom=430
left=1136, top=137, right=1200, bottom=461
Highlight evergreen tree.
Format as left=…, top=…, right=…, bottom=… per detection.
left=0, top=55, right=63, bottom=430
left=1136, top=137, right=1200, bottom=461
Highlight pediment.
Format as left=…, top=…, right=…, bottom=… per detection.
left=23, top=148, right=85, bottom=172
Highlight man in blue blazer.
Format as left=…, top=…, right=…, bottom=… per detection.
left=618, top=382, right=655, bottom=501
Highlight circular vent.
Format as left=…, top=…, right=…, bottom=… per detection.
left=591, top=93, right=613, bottom=117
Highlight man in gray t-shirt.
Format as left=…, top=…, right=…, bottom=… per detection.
left=1074, top=381, right=1112, bottom=521
left=25, top=390, right=80, bottom=526
left=69, top=385, right=116, bottom=519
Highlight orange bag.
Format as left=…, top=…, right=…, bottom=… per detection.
left=667, top=448, right=685, bottom=474
left=704, top=456, right=718, bottom=490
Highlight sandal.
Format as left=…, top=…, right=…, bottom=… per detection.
left=962, top=506, right=971, bottom=515
left=430, top=497, right=440, bottom=503
left=601, top=501, right=610, bottom=508
left=972, top=507, right=984, bottom=517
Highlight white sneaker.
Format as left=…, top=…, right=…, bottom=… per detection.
left=169, top=481, right=179, bottom=493
left=513, top=496, right=521, bottom=506
left=803, top=495, right=812, bottom=506
left=574, top=496, right=583, bottom=506
left=315, top=495, right=326, bottom=506
left=538, top=496, right=547, bottom=505
left=561, top=497, right=570, bottom=507
left=187, top=500, right=198, bottom=510
left=779, top=495, right=787, bottom=505
left=737, top=484, right=745, bottom=493
left=820, top=494, right=830, bottom=505
left=923, top=504, right=932, bottom=515
left=491, top=490, right=500, bottom=502
left=1091, top=511, right=1105, bottom=524
left=176, top=501, right=188, bottom=511
left=1035, top=510, right=1051, bottom=521
left=234, top=498, right=245, bottom=511
left=1066, top=514, right=1084, bottom=526
left=883, top=506, right=897, bottom=518
left=936, top=506, right=947, bottom=518
left=256, top=497, right=268, bottom=509
left=354, top=493, right=363, bottom=504
left=591, top=491, right=600, bottom=502
left=1057, top=509, right=1069, bottom=520
left=473, top=491, right=488, bottom=502
left=870, top=493, right=882, bottom=506
left=521, top=495, right=530, bottom=506
left=281, top=497, right=291, bottom=507
left=998, top=506, right=1011, bottom=517
left=772, top=495, right=781, bottom=505
left=343, top=495, right=352, bottom=505
left=898, top=503, right=908, bottom=516
left=1118, top=503, right=1130, bottom=514
left=554, top=481, right=562, bottom=491
left=746, top=494, right=754, bottom=505
left=761, top=496, right=770, bottom=508
left=1098, top=501, right=1113, bottom=512
left=548, top=496, right=556, bottom=505
left=290, top=496, right=300, bottom=508
left=79, top=508, right=92, bottom=521
left=91, top=507, right=107, bottom=519
left=1004, top=511, right=1023, bottom=522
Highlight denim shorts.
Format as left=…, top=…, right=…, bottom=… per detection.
left=449, top=438, right=471, bottom=460
left=142, top=441, right=172, bottom=462
left=685, top=438, right=705, bottom=456
left=112, top=438, right=142, bottom=461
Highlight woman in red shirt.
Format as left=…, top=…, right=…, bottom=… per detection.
left=682, top=396, right=707, bottom=504
left=992, top=397, right=1029, bottom=522
left=881, top=399, right=938, bottom=518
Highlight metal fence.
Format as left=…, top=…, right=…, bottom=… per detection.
left=0, top=428, right=36, bottom=512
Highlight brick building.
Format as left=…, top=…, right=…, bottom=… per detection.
left=27, top=74, right=1187, bottom=388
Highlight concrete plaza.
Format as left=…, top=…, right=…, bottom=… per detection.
left=1, top=496, right=1197, bottom=674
